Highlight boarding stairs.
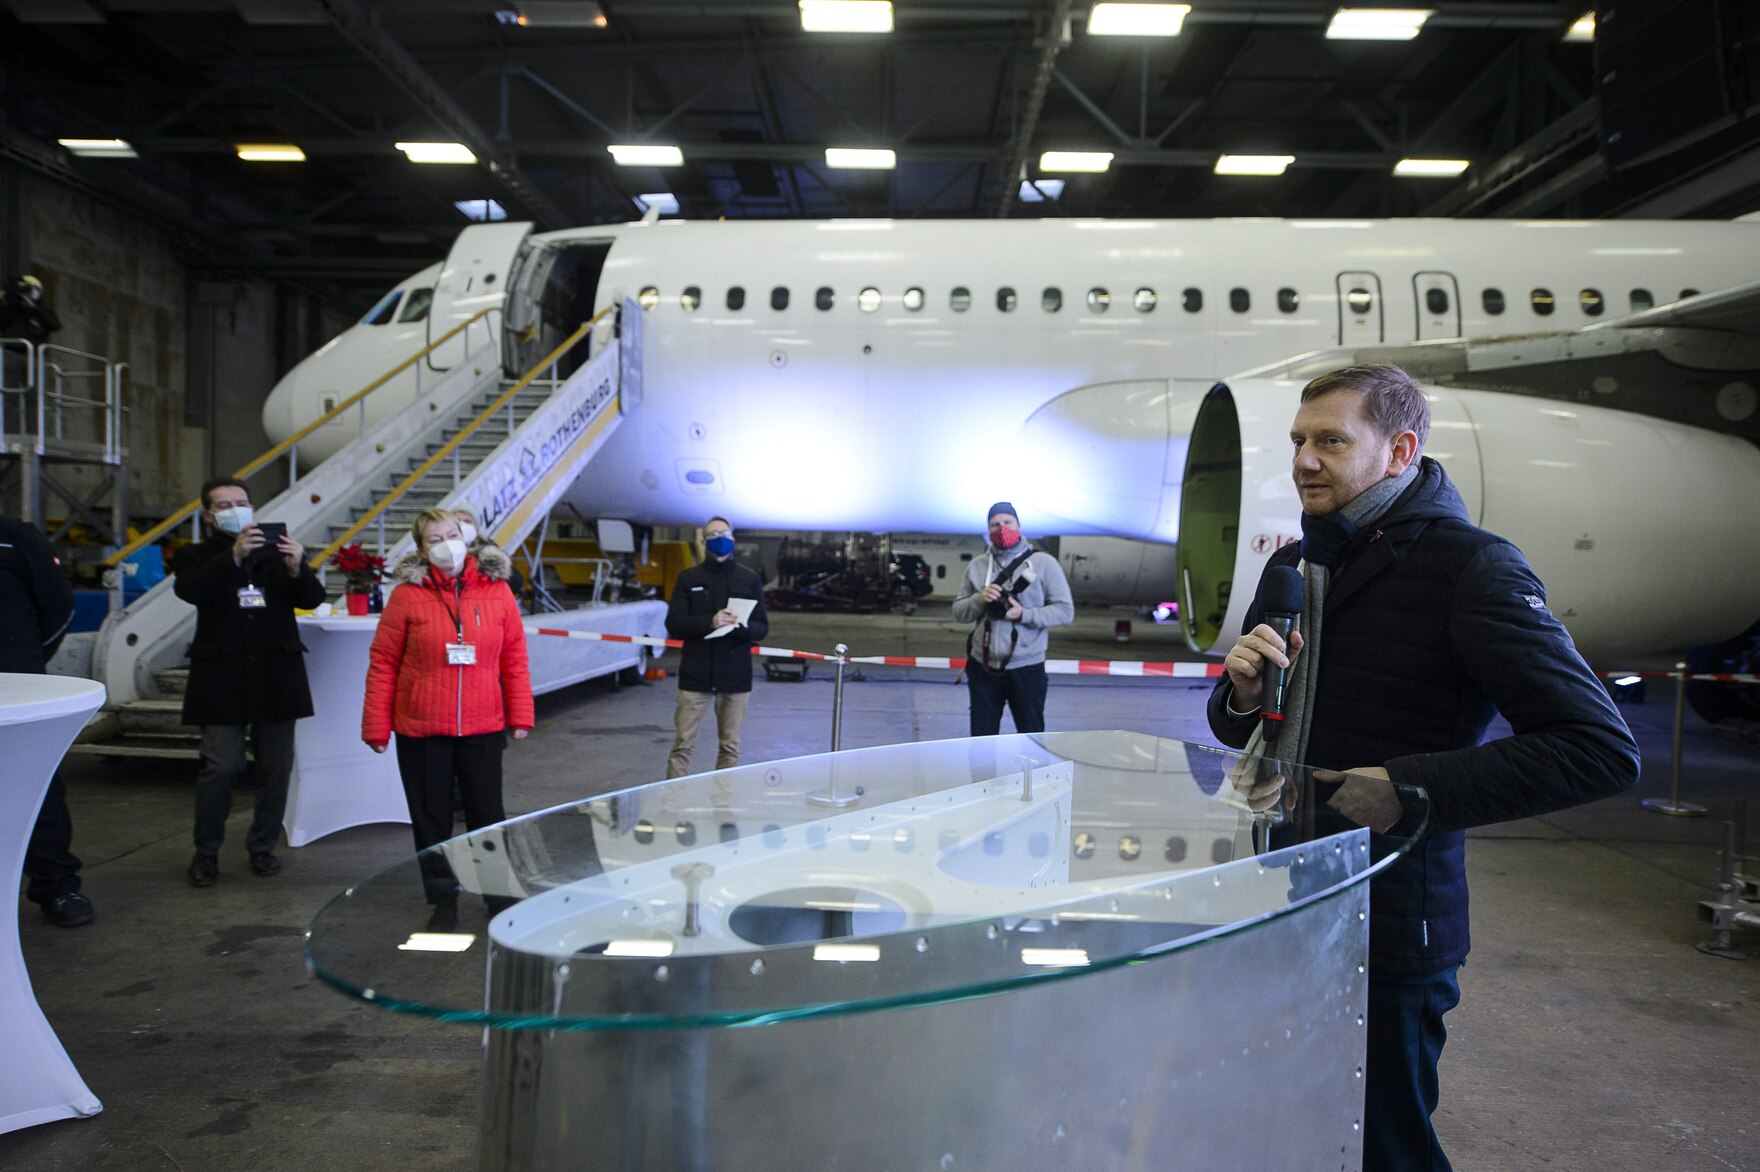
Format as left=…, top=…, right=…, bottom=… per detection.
left=74, top=300, right=638, bottom=761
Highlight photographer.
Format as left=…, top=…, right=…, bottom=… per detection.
left=950, top=502, right=1074, bottom=736
left=172, top=476, right=325, bottom=886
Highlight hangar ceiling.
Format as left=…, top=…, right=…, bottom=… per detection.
left=3, top=1, right=1758, bottom=306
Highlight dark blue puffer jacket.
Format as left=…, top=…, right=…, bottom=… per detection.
left=1208, top=458, right=1640, bottom=974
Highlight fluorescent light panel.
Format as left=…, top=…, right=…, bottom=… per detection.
left=1564, top=12, right=1594, bottom=42
left=609, top=143, right=684, bottom=167
left=1215, top=154, right=1294, bottom=176
left=825, top=147, right=896, bottom=169
left=1040, top=150, right=1113, bottom=173
left=58, top=137, right=136, bottom=158
left=1087, top=3, right=1190, bottom=36
left=799, top=0, right=892, bottom=33
left=236, top=143, right=305, bottom=162
left=1394, top=158, right=1469, bottom=177
left=1326, top=8, right=1433, bottom=40
left=396, top=141, right=476, bottom=164
left=812, top=942, right=881, bottom=962
left=636, top=192, right=679, bottom=215
left=455, top=198, right=508, bottom=222
left=1019, top=178, right=1066, bottom=202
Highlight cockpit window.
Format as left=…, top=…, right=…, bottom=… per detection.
left=396, top=287, right=434, bottom=323
left=361, top=289, right=402, bottom=326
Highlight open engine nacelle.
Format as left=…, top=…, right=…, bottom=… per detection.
left=1178, top=378, right=1760, bottom=664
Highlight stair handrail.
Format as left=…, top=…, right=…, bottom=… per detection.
left=312, top=308, right=608, bottom=569
left=104, top=306, right=501, bottom=567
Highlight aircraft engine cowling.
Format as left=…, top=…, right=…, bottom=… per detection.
left=1177, top=378, right=1760, bottom=664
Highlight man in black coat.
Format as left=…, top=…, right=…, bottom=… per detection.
left=663, top=516, right=769, bottom=778
left=1207, top=365, right=1639, bottom=1171
left=172, top=477, right=326, bottom=886
left=1, top=515, right=93, bottom=927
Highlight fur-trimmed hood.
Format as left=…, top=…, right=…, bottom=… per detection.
left=389, top=542, right=513, bottom=586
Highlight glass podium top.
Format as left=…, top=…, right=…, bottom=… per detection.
left=306, top=731, right=1429, bottom=1030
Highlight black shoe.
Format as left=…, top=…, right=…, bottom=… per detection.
left=188, top=853, right=219, bottom=887
left=249, top=851, right=282, bottom=877
left=426, top=902, right=459, bottom=932
left=42, top=892, right=95, bottom=928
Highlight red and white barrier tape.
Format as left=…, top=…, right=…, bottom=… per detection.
left=532, top=628, right=1226, bottom=677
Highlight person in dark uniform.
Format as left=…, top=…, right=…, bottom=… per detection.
left=1, top=515, right=92, bottom=927
left=172, top=477, right=326, bottom=886
left=663, top=516, right=768, bottom=778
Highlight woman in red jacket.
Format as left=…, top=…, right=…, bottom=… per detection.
left=362, top=507, right=534, bottom=925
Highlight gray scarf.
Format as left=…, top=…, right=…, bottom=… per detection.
left=1242, top=462, right=1420, bottom=771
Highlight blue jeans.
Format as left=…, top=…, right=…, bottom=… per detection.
left=1364, top=965, right=1461, bottom=1172
left=966, top=661, right=1048, bottom=736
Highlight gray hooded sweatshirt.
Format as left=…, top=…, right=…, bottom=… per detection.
left=950, top=541, right=1075, bottom=670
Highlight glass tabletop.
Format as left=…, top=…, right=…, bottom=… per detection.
left=305, top=730, right=1430, bottom=1030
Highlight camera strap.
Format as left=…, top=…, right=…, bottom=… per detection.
left=968, top=548, right=1034, bottom=672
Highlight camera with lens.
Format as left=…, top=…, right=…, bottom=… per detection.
left=983, top=562, right=1035, bottom=619
left=984, top=589, right=1017, bottom=620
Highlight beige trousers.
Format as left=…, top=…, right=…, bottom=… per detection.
left=666, top=689, right=751, bottom=778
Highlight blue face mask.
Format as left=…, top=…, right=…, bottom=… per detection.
left=705, top=534, right=735, bottom=557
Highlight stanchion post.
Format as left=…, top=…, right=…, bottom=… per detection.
left=808, top=644, right=858, bottom=808
left=1643, top=661, right=1707, bottom=817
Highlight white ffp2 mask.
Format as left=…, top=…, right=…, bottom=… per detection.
left=431, top=538, right=468, bottom=573
left=213, top=505, right=254, bottom=535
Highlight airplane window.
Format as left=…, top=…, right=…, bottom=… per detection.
left=1579, top=288, right=1605, bottom=316
left=1182, top=287, right=1203, bottom=312
left=997, top=287, right=1017, bottom=312
left=1277, top=287, right=1300, bottom=314
left=396, top=287, right=434, bottom=323
left=1346, top=288, right=1374, bottom=315
left=639, top=286, right=659, bottom=311
left=1425, top=288, right=1449, bottom=315
left=936, top=565, right=946, bottom=579
left=903, top=287, right=925, bottom=312
left=950, top=287, right=971, bottom=312
left=1681, top=288, right=1700, bottom=299
left=727, top=286, right=746, bottom=311
left=1530, top=288, right=1555, bottom=316
left=771, top=286, right=789, bottom=311
left=1229, top=288, right=1250, bottom=313
left=681, top=286, right=701, bottom=312
left=858, top=287, right=881, bottom=312
left=1629, top=288, right=1654, bottom=312
left=1481, top=288, right=1505, bottom=315
left=1042, top=287, right=1062, bottom=312
left=1135, top=288, right=1157, bottom=312
left=361, top=289, right=402, bottom=326
left=815, top=286, right=835, bottom=311
left=1087, top=288, right=1111, bottom=313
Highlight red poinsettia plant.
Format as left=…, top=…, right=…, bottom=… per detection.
left=332, top=543, right=385, bottom=592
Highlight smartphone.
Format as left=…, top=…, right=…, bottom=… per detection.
left=250, top=521, right=287, bottom=560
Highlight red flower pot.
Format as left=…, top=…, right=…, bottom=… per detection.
left=345, top=592, right=371, bottom=616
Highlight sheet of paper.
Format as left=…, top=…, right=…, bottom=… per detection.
left=703, top=596, right=757, bottom=639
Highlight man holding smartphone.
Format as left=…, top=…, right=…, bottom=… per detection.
left=172, top=477, right=325, bottom=886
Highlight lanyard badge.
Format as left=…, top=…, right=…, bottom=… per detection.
left=447, top=641, right=477, bottom=665
left=237, top=585, right=266, bottom=609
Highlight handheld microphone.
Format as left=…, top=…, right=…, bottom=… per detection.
left=1258, top=566, right=1305, bottom=741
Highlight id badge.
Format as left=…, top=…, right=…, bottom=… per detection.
left=237, top=585, right=266, bottom=609
left=447, top=641, right=477, bottom=666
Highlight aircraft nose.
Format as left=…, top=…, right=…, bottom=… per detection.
left=262, top=367, right=300, bottom=446
left=1014, top=379, right=1182, bottom=537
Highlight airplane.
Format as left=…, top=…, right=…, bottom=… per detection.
left=262, top=216, right=1760, bottom=679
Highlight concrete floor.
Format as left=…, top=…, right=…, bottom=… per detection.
left=5, top=603, right=1758, bottom=1172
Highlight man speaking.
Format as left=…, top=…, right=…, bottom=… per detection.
left=1207, top=365, right=1639, bottom=1170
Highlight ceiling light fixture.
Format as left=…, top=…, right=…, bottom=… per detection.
left=1325, top=8, right=1433, bottom=40
left=494, top=2, right=607, bottom=27
left=636, top=192, right=680, bottom=215
left=455, top=199, right=509, bottom=222
left=1087, top=3, right=1190, bottom=36
left=1019, top=178, right=1066, bottom=202
left=825, top=147, right=896, bottom=169
left=1214, top=154, right=1295, bottom=176
left=395, top=141, right=477, bottom=164
left=58, top=137, right=137, bottom=158
left=1563, top=12, right=1594, bottom=42
left=609, top=143, right=684, bottom=167
left=799, top=0, right=892, bottom=33
left=1040, top=150, right=1113, bottom=173
left=235, top=143, right=306, bottom=162
left=1394, top=158, right=1469, bottom=177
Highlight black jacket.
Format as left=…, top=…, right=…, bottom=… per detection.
left=0, top=517, right=75, bottom=673
left=1208, top=458, right=1639, bottom=974
left=0, top=292, right=60, bottom=344
left=665, top=557, right=770, bottom=694
left=172, top=532, right=328, bottom=726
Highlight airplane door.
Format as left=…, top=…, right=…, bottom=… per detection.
left=427, top=221, right=533, bottom=372
left=1336, top=272, right=1383, bottom=345
left=1414, top=271, right=1462, bottom=340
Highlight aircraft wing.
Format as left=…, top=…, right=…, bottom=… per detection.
left=1589, top=277, right=1760, bottom=335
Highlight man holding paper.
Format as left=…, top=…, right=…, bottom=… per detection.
left=664, top=516, right=770, bottom=777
